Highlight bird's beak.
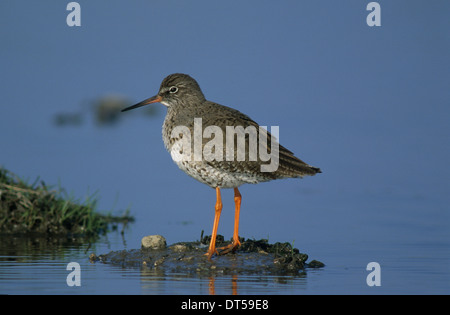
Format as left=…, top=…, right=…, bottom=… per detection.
left=121, top=95, right=162, bottom=112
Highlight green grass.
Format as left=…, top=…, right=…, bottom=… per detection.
left=0, top=167, right=133, bottom=235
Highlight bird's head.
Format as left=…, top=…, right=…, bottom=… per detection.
left=121, top=73, right=205, bottom=112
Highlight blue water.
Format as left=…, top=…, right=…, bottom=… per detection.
left=1, top=89, right=449, bottom=295
left=1, top=218, right=448, bottom=294
left=0, top=163, right=448, bottom=294
left=1, top=1, right=449, bottom=294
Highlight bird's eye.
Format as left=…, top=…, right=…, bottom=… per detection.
left=169, top=86, right=178, bottom=93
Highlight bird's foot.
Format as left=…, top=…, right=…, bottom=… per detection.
left=217, top=239, right=241, bottom=255
left=204, top=248, right=219, bottom=260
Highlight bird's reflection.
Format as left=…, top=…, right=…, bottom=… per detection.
left=208, top=274, right=238, bottom=295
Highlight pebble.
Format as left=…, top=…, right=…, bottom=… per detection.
left=141, top=235, right=167, bottom=250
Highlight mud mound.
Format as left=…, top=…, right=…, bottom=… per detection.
left=90, top=235, right=324, bottom=276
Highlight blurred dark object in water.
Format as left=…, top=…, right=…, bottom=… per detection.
left=94, top=95, right=160, bottom=125
left=53, top=94, right=160, bottom=128
left=94, top=95, right=128, bottom=126
left=53, top=112, right=83, bottom=126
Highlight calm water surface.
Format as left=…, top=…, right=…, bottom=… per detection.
left=1, top=122, right=448, bottom=295
left=1, top=211, right=448, bottom=295
left=0, top=234, right=310, bottom=295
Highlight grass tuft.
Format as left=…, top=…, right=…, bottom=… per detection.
left=0, top=167, right=133, bottom=235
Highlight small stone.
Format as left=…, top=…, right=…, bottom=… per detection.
left=171, top=244, right=189, bottom=252
left=308, top=260, right=325, bottom=268
left=141, top=235, right=167, bottom=250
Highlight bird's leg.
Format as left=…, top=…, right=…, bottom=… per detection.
left=218, top=187, right=242, bottom=255
left=232, top=187, right=242, bottom=248
left=205, top=187, right=223, bottom=260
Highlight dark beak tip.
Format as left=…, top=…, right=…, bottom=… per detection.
left=120, top=105, right=136, bottom=112
left=121, top=95, right=161, bottom=113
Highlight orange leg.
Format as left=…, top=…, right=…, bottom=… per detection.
left=205, top=187, right=223, bottom=260
left=218, top=187, right=242, bottom=254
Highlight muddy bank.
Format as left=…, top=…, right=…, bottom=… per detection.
left=90, top=235, right=324, bottom=276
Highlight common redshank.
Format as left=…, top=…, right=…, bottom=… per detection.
left=121, top=73, right=321, bottom=259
